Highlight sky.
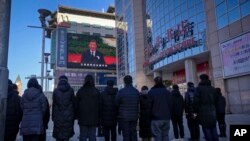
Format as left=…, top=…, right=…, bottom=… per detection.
left=8, top=0, right=114, bottom=92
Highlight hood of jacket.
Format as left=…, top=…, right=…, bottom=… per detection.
left=104, top=87, right=117, bottom=95
left=23, top=87, right=42, bottom=101
left=152, top=83, right=165, bottom=89
left=57, top=80, right=70, bottom=92
left=172, top=89, right=181, bottom=97
left=199, top=79, right=211, bottom=86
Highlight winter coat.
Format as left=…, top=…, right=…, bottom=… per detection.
left=171, top=89, right=184, bottom=118
left=4, top=89, right=22, bottom=139
left=185, top=86, right=196, bottom=118
left=20, top=87, right=48, bottom=135
left=194, top=80, right=218, bottom=128
left=139, top=93, right=152, bottom=138
left=52, top=80, right=76, bottom=139
left=148, top=84, right=172, bottom=120
left=100, top=87, right=118, bottom=127
left=116, top=85, right=140, bottom=121
left=216, top=94, right=226, bottom=114
left=76, top=86, right=100, bottom=126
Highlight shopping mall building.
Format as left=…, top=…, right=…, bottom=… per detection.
left=115, top=0, right=250, bottom=113
left=48, top=6, right=117, bottom=92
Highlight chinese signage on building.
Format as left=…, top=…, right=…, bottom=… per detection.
left=220, top=32, right=250, bottom=78
left=144, top=20, right=202, bottom=68
left=56, top=28, right=67, bottom=67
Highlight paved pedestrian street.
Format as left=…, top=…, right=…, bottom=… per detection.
left=16, top=114, right=250, bottom=141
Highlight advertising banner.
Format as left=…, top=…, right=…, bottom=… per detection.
left=56, top=28, right=67, bottom=67
left=67, top=33, right=116, bottom=70
left=220, top=32, right=250, bottom=78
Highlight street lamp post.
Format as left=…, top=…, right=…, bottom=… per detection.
left=0, top=0, right=11, bottom=139
left=44, top=53, right=50, bottom=91
left=38, top=9, right=51, bottom=90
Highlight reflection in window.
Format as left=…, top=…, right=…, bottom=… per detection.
left=173, top=53, right=178, bottom=62
left=215, top=0, right=224, bottom=5
left=227, top=0, right=238, bottom=10
left=185, top=48, right=192, bottom=57
left=216, top=2, right=226, bottom=17
left=218, top=14, right=228, bottom=28
left=240, top=0, right=250, bottom=17
left=215, top=0, right=250, bottom=28
left=192, top=46, right=200, bottom=55
left=228, top=8, right=240, bottom=23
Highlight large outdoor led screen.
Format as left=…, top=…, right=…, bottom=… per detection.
left=67, top=33, right=116, bottom=70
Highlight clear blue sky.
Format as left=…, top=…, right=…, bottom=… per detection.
left=8, top=0, right=114, bottom=92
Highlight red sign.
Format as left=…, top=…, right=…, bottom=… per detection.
left=173, top=69, right=186, bottom=84
left=172, top=62, right=210, bottom=84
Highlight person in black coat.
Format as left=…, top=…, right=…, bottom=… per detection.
left=4, top=80, right=22, bottom=141
left=171, top=84, right=184, bottom=140
left=139, top=86, right=152, bottom=141
left=38, top=85, right=50, bottom=141
left=194, top=74, right=219, bottom=141
left=52, top=75, right=76, bottom=141
left=185, top=82, right=200, bottom=141
left=100, top=80, right=118, bottom=141
left=148, top=76, right=172, bottom=141
left=215, top=87, right=227, bottom=137
left=76, top=74, right=100, bottom=141
left=20, top=78, right=49, bottom=141
left=116, top=75, right=140, bottom=141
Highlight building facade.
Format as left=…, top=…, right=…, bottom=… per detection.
left=115, top=0, right=154, bottom=89
left=49, top=6, right=117, bottom=92
left=116, top=0, right=250, bottom=113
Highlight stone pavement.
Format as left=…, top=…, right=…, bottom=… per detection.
left=16, top=114, right=250, bottom=141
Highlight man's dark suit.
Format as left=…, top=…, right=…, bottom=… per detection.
left=81, top=49, right=105, bottom=65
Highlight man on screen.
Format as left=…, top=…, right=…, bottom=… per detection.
left=81, top=40, right=105, bottom=66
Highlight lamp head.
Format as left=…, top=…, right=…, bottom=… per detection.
left=38, top=9, right=51, bottom=27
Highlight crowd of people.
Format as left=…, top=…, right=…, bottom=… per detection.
left=4, top=73, right=227, bottom=141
